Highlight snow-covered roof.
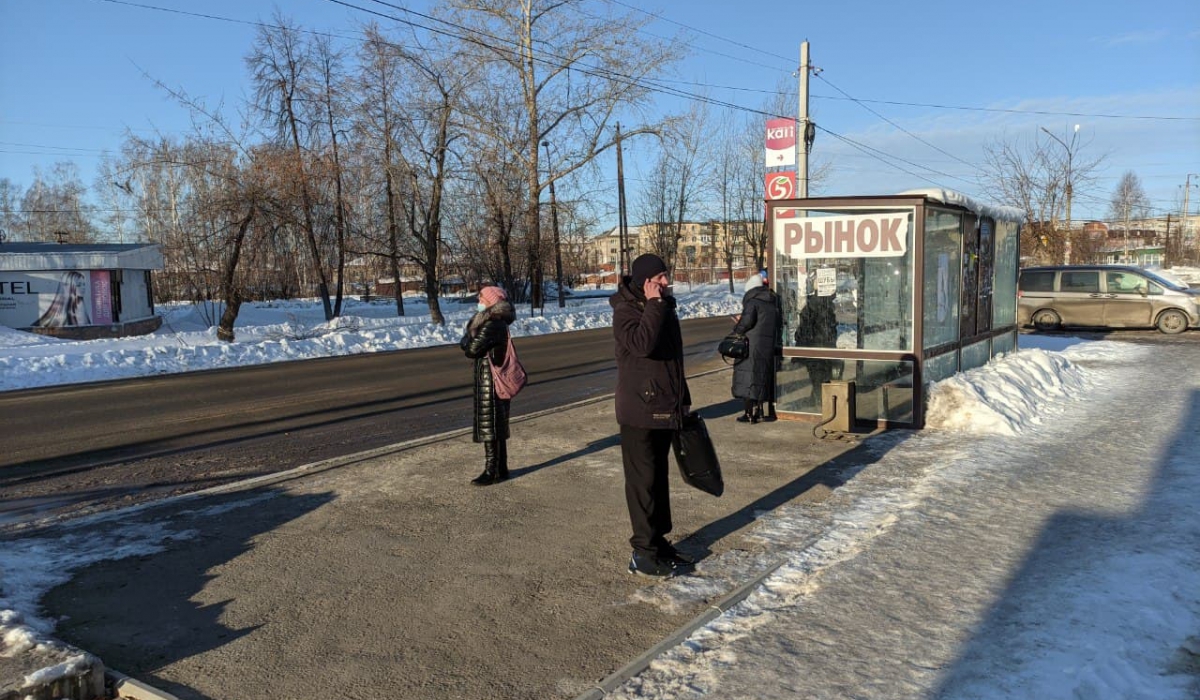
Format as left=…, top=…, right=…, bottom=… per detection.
left=0, top=243, right=164, bottom=271
left=898, top=188, right=1025, bottom=224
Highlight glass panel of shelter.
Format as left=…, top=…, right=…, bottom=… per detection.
left=774, top=207, right=916, bottom=417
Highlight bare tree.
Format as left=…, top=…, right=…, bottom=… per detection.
left=1108, top=170, right=1151, bottom=262
left=634, top=109, right=716, bottom=272
left=355, top=25, right=409, bottom=318
left=731, top=119, right=771, bottom=270
left=247, top=13, right=337, bottom=320
left=95, top=156, right=135, bottom=244
left=983, top=129, right=1103, bottom=265
left=712, top=112, right=743, bottom=293
left=18, top=162, right=95, bottom=243
left=636, top=149, right=678, bottom=265
left=445, top=0, right=682, bottom=307
left=0, top=178, right=23, bottom=242
left=353, top=25, right=472, bottom=325
left=312, top=34, right=352, bottom=317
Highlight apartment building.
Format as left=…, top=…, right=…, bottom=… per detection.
left=580, top=220, right=762, bottom=285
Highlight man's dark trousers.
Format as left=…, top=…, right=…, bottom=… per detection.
left=620, top=425, right=674, bottom=558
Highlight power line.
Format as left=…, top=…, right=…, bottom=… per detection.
left=816, top=125, right=981, bottom=196
left=814, top=73, right=982, bottom=173
left=0, top=141, right=112, bottom=153
left=596, top=0, right=794, bottom=67
left=0, top=149, right=109, bottom=158
left=326, top=0, right=784, bottom=121
left=811, top=93, right=1200, bottom=122
left=568, top=3, right=789, bottom=73
left=96, top=0, right=364, bottom=44
left=59, top=0, right=1200, bottom=214
left=334, top=0, right=985, bottom=201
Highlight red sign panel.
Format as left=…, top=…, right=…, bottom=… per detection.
left=765, top=171, right=796, bottom=200
left=764, top=118, right=796, bottom=150
left=764, top=118, right=797, bottom=167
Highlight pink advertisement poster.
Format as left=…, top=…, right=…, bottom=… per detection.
left=90, top=270, right=113, bottom=324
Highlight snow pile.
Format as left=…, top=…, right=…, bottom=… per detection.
left=925, top=347, right=1087, bottom=435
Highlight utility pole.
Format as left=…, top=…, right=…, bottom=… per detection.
left=1182, top=173, right=1198, bottom=263
left=1165, top=214, right=1173, bottom=268
left=1041, top=124, right=1078, bottom=265
left=615, top=123, right=630, bottom=277
left=1123, top=207, right=1131, bottom=265
left=543, top=140, right=565, bottom=308
left=797, top=41, right=812, bottom=198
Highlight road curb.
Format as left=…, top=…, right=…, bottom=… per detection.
left=573, top=554, right=792, bottom=700
left=16, top=366, right=731, bottom=535
left=108, top=670, right=181, bottom=700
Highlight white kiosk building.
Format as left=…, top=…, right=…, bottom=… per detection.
left=0, top=242, right=164, bottom=339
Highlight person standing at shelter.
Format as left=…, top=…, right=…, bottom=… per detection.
left=794, top=270, right=840, bottom=409
left=731, top=271, right=782, bottom=423
left=460, top=285, right=516, bottom=486
left=610, top=254, right=693, bottom=577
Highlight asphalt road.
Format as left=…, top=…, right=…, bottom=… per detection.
left=0, top=316, right=734, bottom=528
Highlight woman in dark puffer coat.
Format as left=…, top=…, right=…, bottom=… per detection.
left=730, top=272, right=782, bottom=423
left=460, top=285, right=516, bottom=485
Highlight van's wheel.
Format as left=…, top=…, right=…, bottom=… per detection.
left=1032, top=309, right=1061, bottom=331
left=1156, top=309, right=1189, bottom=334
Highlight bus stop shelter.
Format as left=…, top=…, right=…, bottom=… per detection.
left=768, top=189, right=1023, bottom=429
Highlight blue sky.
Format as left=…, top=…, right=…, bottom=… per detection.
left=2, top=0, right=1198, bottom=226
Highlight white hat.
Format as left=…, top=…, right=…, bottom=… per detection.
left=744, top=274, right=763, bottom=292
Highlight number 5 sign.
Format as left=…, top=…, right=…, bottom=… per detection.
left=765, top=171, right=796, bottom=200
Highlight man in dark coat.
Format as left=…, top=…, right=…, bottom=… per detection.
left=731, top=272, right=782, bottom=423
left=794, top=279, right=840, bottom=407
left=460, top=285, right=516, bottom=485
left=611, top=253, right=693, bottom=577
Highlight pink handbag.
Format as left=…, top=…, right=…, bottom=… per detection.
left=491, top=334, right=527, bottom=400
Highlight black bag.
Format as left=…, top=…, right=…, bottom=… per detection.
left=672, top=413, right=724, bottom=497
left=718, top=334, right=749, bottom=361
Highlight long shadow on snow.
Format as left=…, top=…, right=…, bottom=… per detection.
left=931, top=388, right=1200, bottom=697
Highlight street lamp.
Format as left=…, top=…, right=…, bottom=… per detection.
left=1041, top=125, right=1079, bottom=264
left=542, top=140, right=565, bottom=308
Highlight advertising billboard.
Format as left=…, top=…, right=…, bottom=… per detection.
left=0, top=270, right=111, bottom=328
left=776, top=212, right=909, bottom=259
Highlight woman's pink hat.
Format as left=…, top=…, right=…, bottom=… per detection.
left=479, top=286, right=507, bottom=307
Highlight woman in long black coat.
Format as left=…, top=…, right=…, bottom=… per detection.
left=460, top=285, right=516, bottom=485
left=731, top=273, right=782, bottom=423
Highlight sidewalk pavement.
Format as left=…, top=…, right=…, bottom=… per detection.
left=25, top=362, right=884, bottom=700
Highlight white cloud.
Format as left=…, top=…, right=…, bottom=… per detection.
left=1094, top=30, right=1171, bottom=47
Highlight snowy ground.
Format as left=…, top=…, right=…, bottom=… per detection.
left=0, top=284, right=743, bottom=392
left=1, top=280, right=1198, bottom=698
left=610, top=335, right=1200, bottom=699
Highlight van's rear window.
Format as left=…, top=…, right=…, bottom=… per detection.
left=1019, top=271, right=1055, bottom=292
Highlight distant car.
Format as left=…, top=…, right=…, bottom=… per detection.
left=1017, top=265, right=1200, bottom=334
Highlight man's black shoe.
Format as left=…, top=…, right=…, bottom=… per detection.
left=627, top=551, right=678, bottom=577
left=659, top=547, right=695, bottom=566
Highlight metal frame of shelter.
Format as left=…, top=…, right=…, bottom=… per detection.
left=766, top=192, right=1023, bottom=429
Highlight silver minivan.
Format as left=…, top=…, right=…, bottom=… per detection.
left=1018, top=265, right=1200, bottom=334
